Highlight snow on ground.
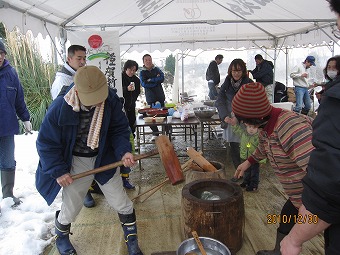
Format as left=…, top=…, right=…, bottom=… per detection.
left=0, top=132, right=61, bottom=255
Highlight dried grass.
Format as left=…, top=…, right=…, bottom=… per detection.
left=4, top=28, right=57, bottom=131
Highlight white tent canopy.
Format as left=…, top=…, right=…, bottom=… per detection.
left=0, top=0, right=338, bottom=52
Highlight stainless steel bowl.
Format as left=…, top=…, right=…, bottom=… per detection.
left=193, top=106, right=216, bottom=118
left=203, top=100, right=216, bottom=107
left=177, top=236, right=231, bottom=255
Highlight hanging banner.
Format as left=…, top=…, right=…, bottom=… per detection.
left=67, top=30, right=122, bottom=96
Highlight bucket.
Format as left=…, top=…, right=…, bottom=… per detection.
left=177, top=236, right=231, bottom=255
left=181, top=179, right=244, bottom=254
left=185, top=160, right=226, bottom=184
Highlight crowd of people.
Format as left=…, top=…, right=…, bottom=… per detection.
left=1, top=1, right=339, bottom=254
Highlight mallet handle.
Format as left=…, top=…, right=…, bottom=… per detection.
left=71, top=149, right=158, bottom=180
left=132, top=151, right=203, bottom=202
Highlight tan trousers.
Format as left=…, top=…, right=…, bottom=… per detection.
left=265, top=84, right=274, bottom=103
left=58, top=156, right=133, bottom=225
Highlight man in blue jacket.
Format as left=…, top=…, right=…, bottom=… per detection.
left=139, top=54, right=165, bottom=141
left=250, top=54, right=274, bottom=103
left=36, top=66, right=143, bottom=255
left=0, top=40, right=31, bottom=211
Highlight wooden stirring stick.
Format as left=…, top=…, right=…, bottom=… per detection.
left=191, top=231, right=207, bottom=255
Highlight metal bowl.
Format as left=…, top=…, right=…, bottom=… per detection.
left=193, top=106, right=216, bottom=119
left=203, top=100, right=216, bottom=107
left=177, top=236, right=231, bottom=255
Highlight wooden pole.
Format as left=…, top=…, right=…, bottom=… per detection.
left=71, top=149, right=158, bottom=180
left=186, top=147, right=217, bottom=172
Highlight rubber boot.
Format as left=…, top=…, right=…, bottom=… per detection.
left=256, top=230, right=286, bottom=255
left=89, top=180, right=103, bottom=194
left=1, top=170, right=21, bottom=206
left=83, top=190, right=95, bottom=208
left=119, top=210, right=143, bottom=255
left=122, top=177, right=135, bottom=189
left=55, top=211, right=77, bottom=255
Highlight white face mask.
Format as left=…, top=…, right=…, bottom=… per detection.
left=327, top=70, right=338, bottom=80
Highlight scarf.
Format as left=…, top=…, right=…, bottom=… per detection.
left=231, top=78, right=243, bottom=92
left=64, top=86, right=105, bottom=149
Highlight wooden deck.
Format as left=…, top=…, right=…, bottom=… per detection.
left=44, top=134, right=325, bottom=255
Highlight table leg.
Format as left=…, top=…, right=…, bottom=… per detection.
left=189, top=124, right=192, bottom=141
left=200, top=122, right=204, bottom=153
left=167, top=125, right=172, bottom=141
left=194, top=124, right=198, bottom=150
left=136, top=127, right=142, bottom=170
left=208, top=124, right=211, bottom=140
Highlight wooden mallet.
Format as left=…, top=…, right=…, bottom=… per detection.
left=71, top=135, right=184, bottom=184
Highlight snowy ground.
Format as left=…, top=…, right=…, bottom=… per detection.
left=0, top=132, right=61, bottom=255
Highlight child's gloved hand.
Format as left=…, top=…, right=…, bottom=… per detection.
left=224, top=116, right=238, bottom=126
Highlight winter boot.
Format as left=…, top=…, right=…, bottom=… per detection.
left=83, top=190, right=95, bottom=208
left=119, top=210, right=143, bottom=255
left=300, top=108, right=309, bottom=115
left=1, top=170, right=22, bottom=206
left=122, top=177, right=135, bottom=189
left=55, top=211, right=77, bottom=255
left=256, top=230, right=286, bottom=255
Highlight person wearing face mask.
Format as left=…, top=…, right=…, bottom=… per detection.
left=290, top=56, right=316, bottom=115
left=313, top=55, right=340, bottom=104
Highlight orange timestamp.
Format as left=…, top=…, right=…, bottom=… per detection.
left=267, top=214, right=318, bottom=224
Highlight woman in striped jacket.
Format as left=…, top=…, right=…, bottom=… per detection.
left=231, top=82, right=314, bottom=255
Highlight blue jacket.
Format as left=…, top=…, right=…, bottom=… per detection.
left=139, top=65, right=165, bottom=104
left=35, top=86, right=131, bottom=205
left=0, top=59, right=30, bottom=137
left=251, top=60, right=274, bottom=86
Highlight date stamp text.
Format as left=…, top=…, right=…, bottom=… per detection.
left=267, top=214, right=318, bottom=224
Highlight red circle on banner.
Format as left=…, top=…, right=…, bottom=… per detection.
left=88, top=35, right=103, bottom=49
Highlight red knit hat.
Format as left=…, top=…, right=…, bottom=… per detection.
left=232, top=82, right=272, bottom=119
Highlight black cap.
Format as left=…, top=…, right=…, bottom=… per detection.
left=0, top=40, right=7, bottom=54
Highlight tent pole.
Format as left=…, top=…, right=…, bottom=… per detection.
left=286, top=48, right=289, bottom=87
left=181, top=51, right=184, bottom=96
left=59, top=27, right=67, bottom=63
left=273, top=40, right=278, bottom=103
